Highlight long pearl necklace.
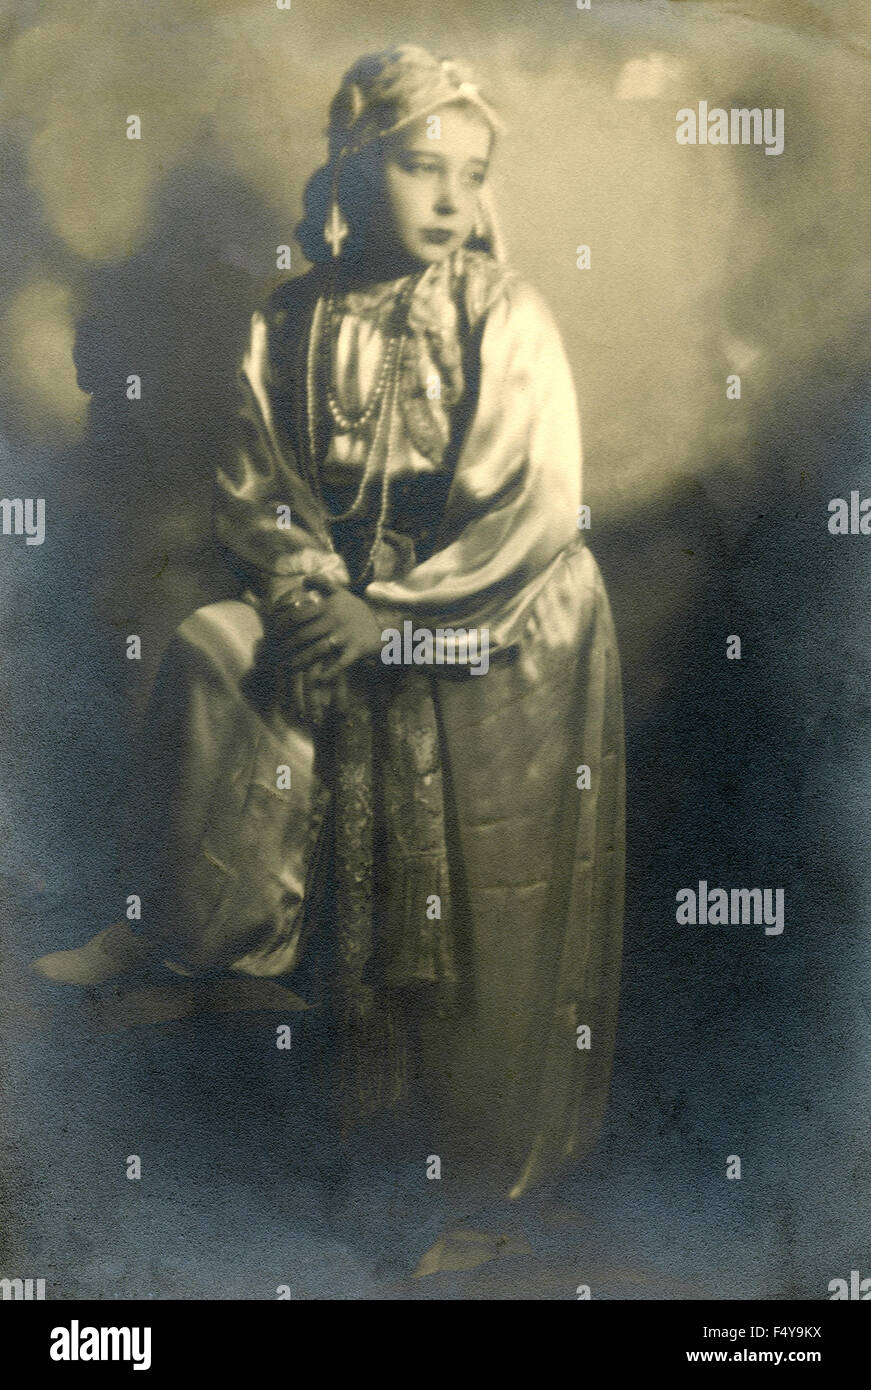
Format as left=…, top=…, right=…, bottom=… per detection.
left=322, top=288, right=402, bottom=434
left=305, top=269, right=423, bottom=547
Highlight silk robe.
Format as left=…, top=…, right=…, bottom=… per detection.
left=137, top=247, right=625, bottom=1197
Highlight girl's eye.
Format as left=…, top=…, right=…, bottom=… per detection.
left=465, top=170, right=486, bottom=188
left=403, top=157, right=440, bottom=175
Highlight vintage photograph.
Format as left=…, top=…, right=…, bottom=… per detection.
left=1, top=0, right=869, bottom=1306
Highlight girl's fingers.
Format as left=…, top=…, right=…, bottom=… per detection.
left=289, top=607, right=330, bottom=632
left=278, top=614, right=333, bottom=648
left=273, top=627, right=336, bottom=666
left=291, top=672, right=308, bottom=724
left=292, top=636, right=345, bottom=672
left=331, top=672, right=351, bottom=716
left=317, top=647, right=355, bottom=683
left=307, top=680, right=332, bottom=728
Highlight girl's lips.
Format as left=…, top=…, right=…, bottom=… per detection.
left=421, top=228, right=455, bottom=244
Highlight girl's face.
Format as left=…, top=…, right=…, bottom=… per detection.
left=376, top=104, right=493, bottom=267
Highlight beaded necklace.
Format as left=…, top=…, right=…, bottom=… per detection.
left=305, top=267, right=425, bottom=577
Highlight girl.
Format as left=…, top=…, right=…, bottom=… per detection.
left=34, top=45, right=625, bottom=1226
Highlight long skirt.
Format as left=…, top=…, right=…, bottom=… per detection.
left=126, top=539, right=625, bottom=1199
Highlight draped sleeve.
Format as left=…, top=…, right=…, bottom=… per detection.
left=364, top=274, right=583, bottom=653
left=212, top=278, right=350, bottom=609
left=214, top=267, right=583, bottom=639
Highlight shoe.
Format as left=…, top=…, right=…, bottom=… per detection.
left=30, top=921, right=154, bottom=985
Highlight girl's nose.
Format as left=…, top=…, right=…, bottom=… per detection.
left=434, top=176, right=459, bottom=214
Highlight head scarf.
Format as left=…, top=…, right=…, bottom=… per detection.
left=322, top=45, right=506, bottom=262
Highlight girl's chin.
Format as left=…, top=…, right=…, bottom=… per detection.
left=345, top=239, right=461, bottom=280
left=407, top=241, right=460, bottom=265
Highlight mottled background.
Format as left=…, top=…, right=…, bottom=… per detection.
left=1, top=0, right=870, bottom=1298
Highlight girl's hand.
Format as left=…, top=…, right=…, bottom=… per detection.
left=287, top=665, right=334, bottom=729
left=274, top=580, right=385, bottom=683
